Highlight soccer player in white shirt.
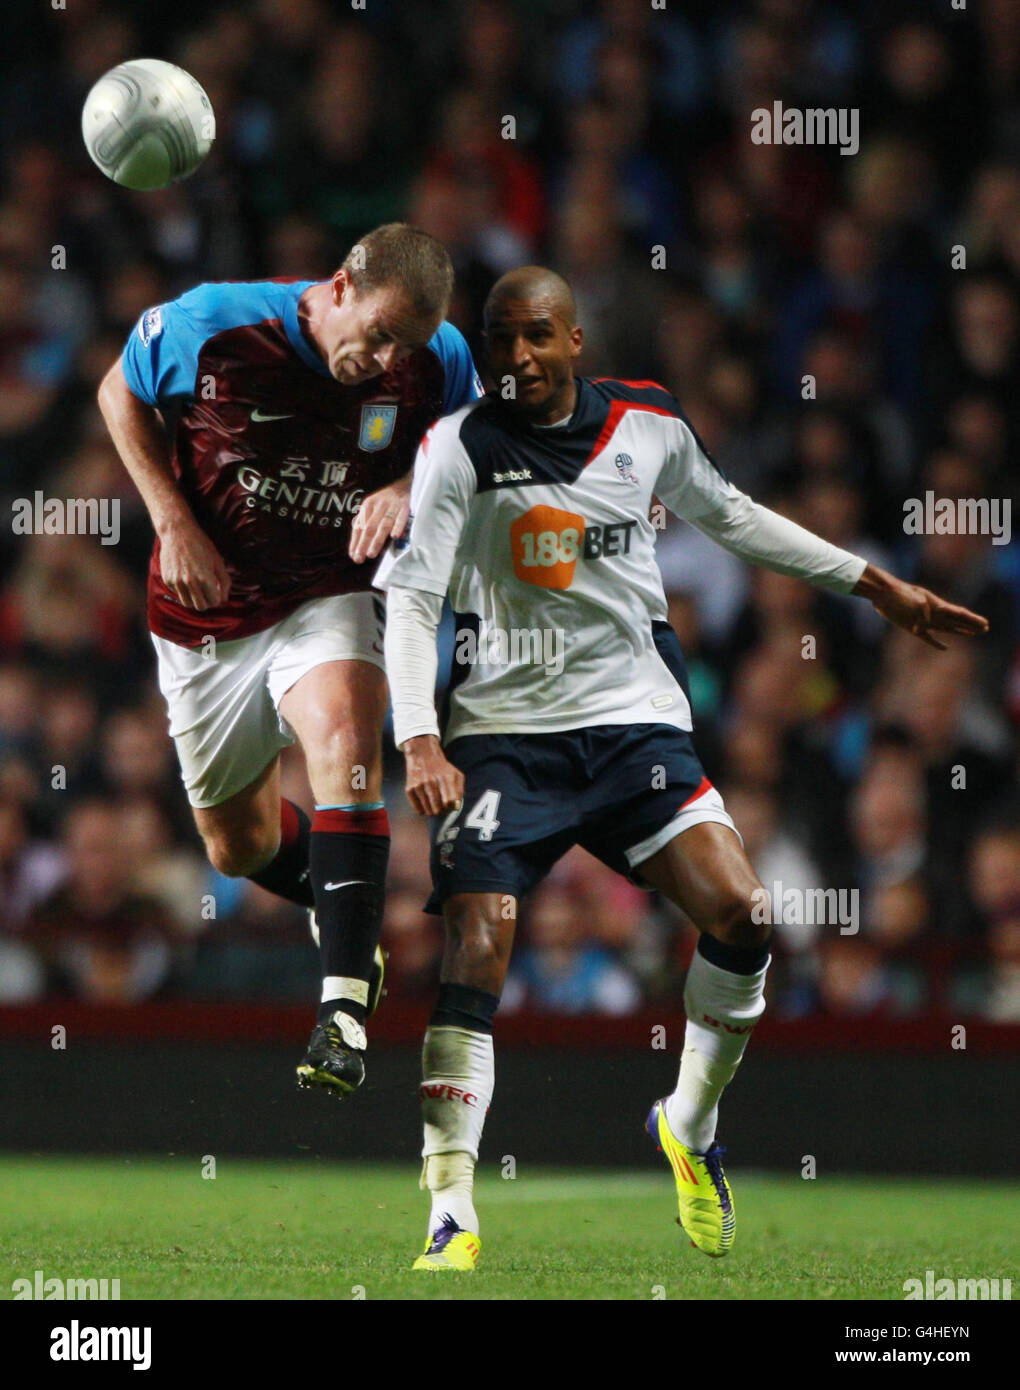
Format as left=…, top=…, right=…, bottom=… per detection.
left=376, top=266, right=988, bottom=1270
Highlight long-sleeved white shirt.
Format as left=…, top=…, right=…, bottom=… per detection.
left=377, top=380, right=866, bottom=748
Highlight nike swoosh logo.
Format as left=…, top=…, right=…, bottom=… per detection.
left=250, top=408, right=294, bottom=422
left=323, top=879, right=373, bottom=891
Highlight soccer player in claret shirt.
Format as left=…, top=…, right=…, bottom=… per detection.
left=377, top=266, right=988, bottom=1270
left=98, top=224, right=482, bottom=1097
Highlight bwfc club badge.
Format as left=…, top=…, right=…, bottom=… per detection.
left=359, top=404, right=398, bottom=452
left=614, top=451, right=639, bottom=484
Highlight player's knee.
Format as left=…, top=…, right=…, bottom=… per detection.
left=444, top=901, right=507, bottom=977
left=203, top=828, right=277, bottom=879
left=309, top=726, right=380, bottom=797
left=711, top=888, right=770, bottom=949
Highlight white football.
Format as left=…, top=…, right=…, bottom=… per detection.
left=82, top=58, right=215, bottom=190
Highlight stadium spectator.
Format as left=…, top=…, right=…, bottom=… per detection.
left=848, top=745, right=928, bottom=916
left=930, top=274, right=1020, bottom=415
left=116, top=794, right=209, bottom=936
left=189, top=879, right=315, bottom=1000
left=969, top=825, right=1020, bottom=1022
left=816, top=936, right=906, bottom=1016
left=868, top=22, right=982, bottom=197
left=424, top=88, right=545, bottom=259
left=780, top=209, right=934, bottom=410
left=554, top=0, right=706, bottom=119
left=25, top=800, right=178, bottom=1002
left=552, top=97, right=680, bottom=251
left=552, top=191, right=660, bottom=379
left=380, top=887, right=443, bottom=1000
left=504, top=884, right=642, bottom=1016
left=0, top=795, right=65, bottom=933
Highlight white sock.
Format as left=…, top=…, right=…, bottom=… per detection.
left=421, top=1153, right=477, bottom=1236
left=420, top=1025, right=493, bottom=1237
left=664, top=948, right=769, bottom=1153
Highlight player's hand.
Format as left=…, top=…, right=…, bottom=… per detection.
left=349, top=473, right=412, bottom=565
left=854, top=564, right=988, bottom=650
left=403, top=734, right=464, bottom=817
left=158, top=516, right=231, bottom=611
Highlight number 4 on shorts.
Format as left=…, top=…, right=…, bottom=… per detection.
left=437, top=790, right=502, bottom=844
left=465, top=789, right=501, bottom=841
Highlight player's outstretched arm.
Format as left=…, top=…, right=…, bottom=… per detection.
left=660, top=428, right=989, bottom=646
left=852, top=563, right=989, bottom=650
left=97, top=357, right=231, bottom=611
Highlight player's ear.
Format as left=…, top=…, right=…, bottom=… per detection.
left=332, top=267, right=352, bottom=306
left=569, top=325, right=583, bottom=358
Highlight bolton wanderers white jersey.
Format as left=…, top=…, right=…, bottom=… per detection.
left=375, top=378, right=866, bottom=743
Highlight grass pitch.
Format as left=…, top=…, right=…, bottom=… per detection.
left=0, top=1156, right=1013, bottom=1301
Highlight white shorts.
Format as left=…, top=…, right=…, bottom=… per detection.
left=152, top=591, right=385, bottom=809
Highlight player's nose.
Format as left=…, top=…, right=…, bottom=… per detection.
left=509, top=336, right=533, bottom=368
left=375, top=342, right=401, bottom=370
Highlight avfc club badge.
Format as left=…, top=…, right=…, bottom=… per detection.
left=359, top=404, right=398, bottom=452
left=614, top=452, right=639, bottom=484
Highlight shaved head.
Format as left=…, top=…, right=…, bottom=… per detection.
left=483, top=265, right=583, bottom=424
left=484, top=266, right=577, bottom=329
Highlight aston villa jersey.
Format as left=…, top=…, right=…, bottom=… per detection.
left=120, top=278, right=481, bottom=645
left=376, top=378, right=866, bottom=742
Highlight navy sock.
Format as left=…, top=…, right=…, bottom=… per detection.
left=697, top=931, right=771, bottom=976
left=311, top=805, right=389, bottom=1025
left=248, top=800, right=313, bottom=907
left=430, top=981, right=500, bottom=1034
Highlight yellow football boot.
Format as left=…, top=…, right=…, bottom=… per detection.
left=647, top=1099, right=735, bottom=1257
left=412, top=1215, right=481, bottom=1271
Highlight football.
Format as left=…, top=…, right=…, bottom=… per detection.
left=81, top=58, right=215, bottom=190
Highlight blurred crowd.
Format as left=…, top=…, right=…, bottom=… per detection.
left=0, top=0, right=1018, bottom=1020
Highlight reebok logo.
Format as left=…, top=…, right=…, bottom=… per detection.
left=493, top=468, right=532, bottom=483
left=420, top=1083, right=478, bottom=1106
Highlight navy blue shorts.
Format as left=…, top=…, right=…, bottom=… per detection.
left=425, top=723, right=736, bottom=912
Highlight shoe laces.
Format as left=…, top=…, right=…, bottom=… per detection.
left=427, top=1213, right=462, bottom=1253
left=700, top=1144, right=732, bottom=1213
